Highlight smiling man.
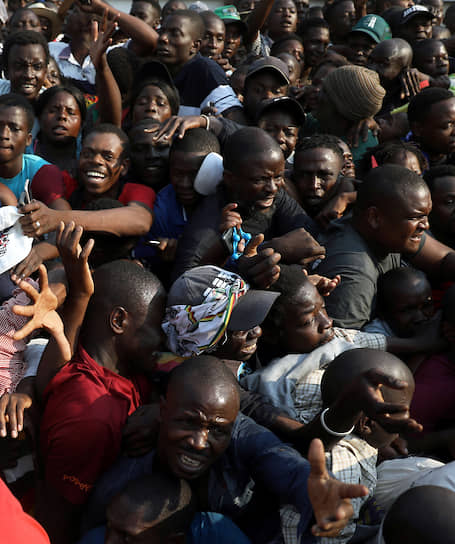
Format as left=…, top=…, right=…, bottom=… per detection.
left=317, top=164, right=455, bottom=329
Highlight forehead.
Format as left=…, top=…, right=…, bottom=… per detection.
left=164, top=14, right=194, bottom=33
left=168, top=380, right=238, bottom=418
left=259, top=108, right=298, bottom=125
left=46, top=91, right=78, bottom=107
left=349, top=32, right=375, bottom=46
left=334, top=0, right=355, bottom=12
left=432, top=175, right=455, bottom=193
left=0, top=106, right=28, bottom=125
left=9, top=43, right=46, bottom=61
left=293, top=281, right=321, bottom=308
left=405, top=14, right=432, bottom=26
left=392, top=278, right=432, bottom=302
left=137, top=84, right=166, bottom=97
left=13, top=10, right=40, bottom=22
left=383, top=185, right=431, bottom=214
left=133, top=1, right=158, bottom=11
left=419, top=42, right=446, bottom=58
left=83, top=132, right=123, bottom=150
left=371, top=42, right=400, bottom=59
left=274, top=0, right=296, bottom=9
left=205, top=17, right=225, bottom=32
left=305, top=26, right=329, bottom=40
left=297, top=146, right=342, bottom=165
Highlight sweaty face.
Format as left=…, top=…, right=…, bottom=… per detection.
left=347, top=33, right=376, bottom=66
left=374, top=186, right=432, bottom=254
left=39, top=91, right=82, bottom=144
left=279, top=282, right=334, bottom=354
left=304, top=27, right=330, bottom=68
left=7, top=44, right=47, bottom=101
left=157, top=382, right=238, bottom=480
left=215, top=326, right=262, bottom=361
left=78, top=132, right=127, bottom=197
left=257, top=110, right=299, bottom=159
left=267, top=0, right=298, bottom=39
left=169, top=150, right=206, bottom=208
left=200, top=17, right=225, bottom=58
left=383, top=280, right=434, bottom=337
left=0, top=107, right=31, bottom=165
left=400, top=15, right=432, bottom=42
left=130, top=126, right=170, bottom=189
left=132, top=84, right=173, bottom=124
left=385, top=150, right=422, bottom=176
left=429, top=175, right=455, bottom=239
left=9, top=10, right=42, bottom=32
left=413, top=98, right=455, bottom=156
left=243, top=71, right=289, bottom=118
left=130, top=1, right=161, bottom=28
left=293, top=147, right=343, bottom=213
left=368, top=46, right=404, bottom=83
left=157, top=14, right=199, bottom=71
left=415, top=42, right=449, bottom=78
left=225, top=150, right=285, bottom=210
left=223, top=23, right=243, bottom=59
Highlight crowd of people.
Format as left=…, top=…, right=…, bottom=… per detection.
left=1, top=0, right=455, bottom=541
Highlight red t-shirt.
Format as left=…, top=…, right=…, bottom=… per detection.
left=0, top=479, right=49, bottom=544
left=32, top=165, right=66, bottom=205
left=63, top=173, right=156, bottom=210
left=40, top=344, right=151, bottom=505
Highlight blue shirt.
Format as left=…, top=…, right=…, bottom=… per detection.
left=0, top=154, right=49, bottom=200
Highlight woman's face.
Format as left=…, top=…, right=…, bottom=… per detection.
left=40, top=91, right=82, bottom=143
left=132, top=84, right=173, bottom=124
left=44, top=58, right=62, bottom=88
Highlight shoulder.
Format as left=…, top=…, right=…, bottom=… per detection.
left=24, top=154, right=51, bottom=172
left=119, top=182, right=156, bottom=208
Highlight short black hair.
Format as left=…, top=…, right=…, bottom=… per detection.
left=83, top=123, right=130, bottom=158
left=324, top=0, right=352, bottom=22
left=295, top=133, right=344, bottom=161
left=0, top=93, right=35, bottom=130
left=170, top=127, right=220, bottom=155
left=3, top=30, right=49, bottom=73
left=355, top=164, right=429, bottom=213
left=131, top=77, right=180, bottom=116
left=270, top=33, right=303, bottom=55
left=168, top=9, right=205, bottom=40
left=362, top=140, right=428, bottom=173
left=35, top=84, right=87, bottom=123
left=383, top=486, right=455, bottom=544
left=223, top=127, right=282, bottom=173
left=132, top=0, right=161, bottom=15
left=107, top=47, right=141, bottom=99
left=301, top=17, right=329, bottom=37
left=424, top=164, right=455, bottom=192
left=408, top=87, right=453, bottom=125
left=377, top=267, right=429, bottom=315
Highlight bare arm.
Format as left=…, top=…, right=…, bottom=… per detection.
left=409, top=234, right=455, bottom=282
left=245, top=0, right=276, bottom=45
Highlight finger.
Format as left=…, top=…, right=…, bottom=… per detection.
left=38, top=264, right=49, bottom=291
left=69, top=224, right=84, bottom=254
left=243, top=233, right=264, bottom=258
left=19, top=201, right=40, bottom=214
left=0, top=395, right=9, bottom=437
left=308, top=438, right=327, bottom=478
left=102, top=7, right=107, bottom=33
left=336, top=482, right=369, bottom=500
left=12, top=278, right=39, bottom=301
left=11, top=304, right=35, bottom=318
left=7, top=402, right=18, bottom=438
left=13, top=320, right=37, bottom=341
left=222, top=202, right=238, bottom=215
left=53, top=329, right=72, bottom=362
left=55, top=221, right=65, bottom=247
left=91, top=19, right=99, bottom=41
left=80, top=237, right=95, bottom=262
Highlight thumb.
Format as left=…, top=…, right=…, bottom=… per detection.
left=308, top=438, right=327, bottom=479
left=243, top=233, right=264, bottom=258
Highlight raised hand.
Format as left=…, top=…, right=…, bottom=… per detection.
left=89, top=10, right=119, bottom=69
left=237, top=233, right=281, bottom=289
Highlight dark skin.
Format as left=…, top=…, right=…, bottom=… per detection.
left=0, top=106, right=32, bottom=179
left=130, top=0, right=161, bottom=29
left=6, top=43, right=48, bottom=102
left=243, top=70, right=289, bottom=121
left=327, top=0, right=356, bottom=44
left=347, top=32, right=376, bottom=66
left=303, top=26, right=330, bottom=69
left=257, top=109, right=299, bottom=160
left=413, top=40, right=449, bottom=79
left=429, top=175, right=455, bottom=246
left=169, top=149, right=206, bottom=214
left=266, top=0, right=298, bottom=42
left=200, top=14, right=225, bottom=58
left=398, top=14, right=432, bottom=43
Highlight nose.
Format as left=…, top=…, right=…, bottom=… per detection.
left=189, top=429, right=209, bottom=450
left=418, top=216, right=429, bottom=230
left=24, top=65, right=34, bottom=79
left=264, top=177, right=278, bottom=193
left=0, top=125, right=10, bottom=140
left=318, top=311, right=333, bottom=332
left=247, top=325, right=262, bottom=339
left=276, top=128, right=286, bottom=145
left=159, top=30, right=169, bottom=44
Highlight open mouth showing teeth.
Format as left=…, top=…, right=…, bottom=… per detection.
left=180, top=454, right=203, bottom=468
left=85, top=171, right=106, bottom=179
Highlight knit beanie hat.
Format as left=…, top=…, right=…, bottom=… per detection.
left=322, top=65, right=386, bottom=122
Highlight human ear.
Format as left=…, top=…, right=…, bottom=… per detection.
left=110, top=306, right=129, bottom=334
left=120, top=157, right=130, bottom=177
left=26, top=132, right=32, bottom=147
left=191, top=38, right=202, bottom=54
left=366, top=206, right=381, bottom=230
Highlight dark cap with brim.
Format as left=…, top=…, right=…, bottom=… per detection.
left=400, top=5, right=433, bottom=24
left=245, top=56, right=291, bottom=85
left=256, top=96, right=306, bottom=125
left=228, top=289, right=280, bottom=331
left=135, top=60, right=174, bottom=87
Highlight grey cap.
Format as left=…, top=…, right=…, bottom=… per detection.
left=245, top=56, right=291, bottom=85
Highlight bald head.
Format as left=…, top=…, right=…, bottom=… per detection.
left=321, top=348, right=414, bottom=406
left=373, top=38, right=413, bottom=67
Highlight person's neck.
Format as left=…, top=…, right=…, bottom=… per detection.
left=351, top=215, right=391, bottom=259
left=0, top=154, right=23, bottom=179
left=70, top=36, right=90, bottom=65
left=37, top=136, right=77, bottom=164
left=82, top=181, right=119, bottom=204
left=80, top=332, right=131, bottom=377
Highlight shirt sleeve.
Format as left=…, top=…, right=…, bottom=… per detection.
left=118, top=183, right=156, bottom=210
left=31, top=165, right=66, bottom=205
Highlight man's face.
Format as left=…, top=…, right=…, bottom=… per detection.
left=132, top=84, right=172, bottom=124
left=130, top=126, right=170, bottom=189
left=39, top=91, right=82, bottom=144
left=267, top=0, right=298, bottom=38
left=400, top=15, right=432, bottom=42
left=328, top=0, right=356, bottom=40
left=223, top=23, right=243, bottom=59
left=276, top=38, right=304, bottom=63
left=79, top=132, right=127, bottom=197
left=157, top=15, right=200, bottom=71
left=413, top=98, right=455, bottom=156
left=243, top=70, right=289, bottom=119
left=10, top=10, right=42, bottom=33
left=387, top=150, right=422, bottom=176
left=368, top=46, right=404, bottom=83
left=130, top=1, right=161, bottom=28
left=169, top=150, right=206, bottom=208
left=215, top=326, right=262, bottom=361
left=157, top=381, right=238, bottom=480
left=7, top=44, right=47, bottom=101
left=305, top=64, right=335, bottom=112
left=430, top=175, right=455, bottom=238
left=372, top=186, right=432, bottom=253
left=303, top=27, right=330, bottom=68
left=415, top=41, right=449, bottom=78
left=200, top=17, right=225, bottom=58
left=224, top=150, right=285, bottom=210
left=293, top=147, right=343, bottom=213
left=347, top=33, right=376, bottom=66
left=257, top=110, right=299, bottom=159
left=279, top=283, right=334, bottom=354
left=384, top=280, right=434, bottom=337
left=106, top=495, right=176, bottom=544
left=0, top=107, right=31, bottom=165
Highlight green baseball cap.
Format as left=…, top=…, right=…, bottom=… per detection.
left=350, top=14, right=392, bottom=43
left=214, top=4, right=247, bottom=27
